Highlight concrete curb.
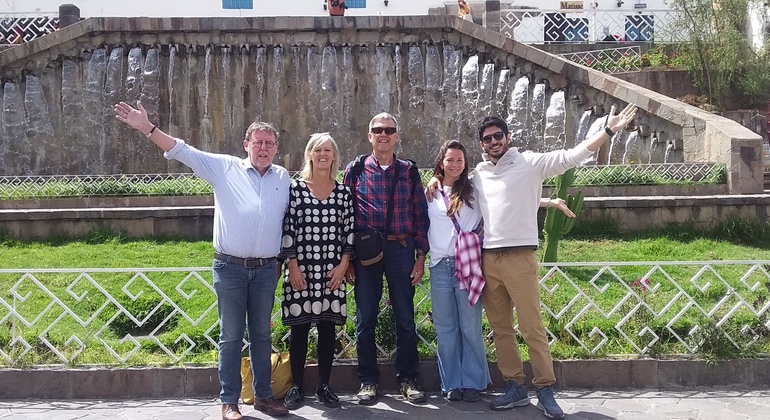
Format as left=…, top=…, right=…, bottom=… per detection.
left=1, top=359, right=768, bottom=399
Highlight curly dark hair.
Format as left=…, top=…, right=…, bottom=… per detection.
left=432, top=139, right=474, bottom=217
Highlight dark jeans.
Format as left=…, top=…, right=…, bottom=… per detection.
left=354, top=237, right=419, bottom=385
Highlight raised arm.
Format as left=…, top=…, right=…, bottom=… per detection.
left=582, top=103, right=638, bottom=152
left=114, top=101, right=176, bottom=152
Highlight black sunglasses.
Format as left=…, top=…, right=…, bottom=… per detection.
left=481, top=131, right=506, bottom=143
left=371, top=127, right=397, bottom=135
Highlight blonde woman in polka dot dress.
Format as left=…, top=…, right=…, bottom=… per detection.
left=279, top=133, right=355, bottom=410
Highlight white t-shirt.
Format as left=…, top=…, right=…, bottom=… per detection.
left=426, top=185, right=482, bottom=267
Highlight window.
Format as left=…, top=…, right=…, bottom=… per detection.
left=345, top=0, right=367, bottom=8
left=222, top=0, right=253, bottom=9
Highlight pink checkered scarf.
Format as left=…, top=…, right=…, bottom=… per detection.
left=440, top=190, right=485, bottom=306
left=454, top=230, right=485, bottom=306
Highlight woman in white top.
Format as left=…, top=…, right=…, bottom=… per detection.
left=426, top=140, right=490, bottom=402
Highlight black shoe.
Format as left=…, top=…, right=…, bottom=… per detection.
left=444, top=388, right=463, bottom=401
left=357, top=383, right=379, bottom=405
left=284, top=385, right=304, bottom=410
left=399, top=378, right=426, bottom=404
left=316, top=383, right=340, bottom=408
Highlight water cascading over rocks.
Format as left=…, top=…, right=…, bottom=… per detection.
left=0, top=43, right=678, bottom=176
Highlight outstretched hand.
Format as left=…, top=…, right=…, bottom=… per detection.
left=114, top=101, right=152, bottom=134
left=606, top=103, right=638, bottom=133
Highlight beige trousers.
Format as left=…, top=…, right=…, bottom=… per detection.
left=481, top=248, right=556, bottom=388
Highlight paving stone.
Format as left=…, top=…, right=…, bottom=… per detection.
left=0, top=389, right=769, bottom=419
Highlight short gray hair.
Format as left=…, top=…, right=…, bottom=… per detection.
left=244, top=122, right=279, bottom=142
left=368, top=112, right=399, bottom=132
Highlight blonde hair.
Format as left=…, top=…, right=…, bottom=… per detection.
left=300, top=132, right=340, bottom=182
left=368, top=112, right=399, bottom=132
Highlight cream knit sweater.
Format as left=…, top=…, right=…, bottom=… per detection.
left=472, top=144, right=593, bottom=250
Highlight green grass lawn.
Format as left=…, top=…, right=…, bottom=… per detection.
left=1, top=224, right=768, bottom=367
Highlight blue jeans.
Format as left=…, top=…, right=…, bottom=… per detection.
left=429, top=257, right=491, bottom=392
left=213, top=258, right=278, bottom=404
left=354, top=237, right=419, bottom=384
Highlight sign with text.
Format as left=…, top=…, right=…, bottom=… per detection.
left=634, top=3, right=648, bottom=8
left=560, top=1, right=584, bottom=9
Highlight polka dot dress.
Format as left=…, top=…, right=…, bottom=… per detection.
left=280, top=180, right=355, bottom=326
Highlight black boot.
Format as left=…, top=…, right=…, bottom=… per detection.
left=316, top=383, right=340, bottom=408
left=284, top=385, right=304, bottom=410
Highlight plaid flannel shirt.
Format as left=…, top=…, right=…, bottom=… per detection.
left=454, top=230, right=485, bottom=306
left=342, top=154, right=430, bottom=254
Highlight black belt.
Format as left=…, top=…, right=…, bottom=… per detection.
left=214, top=252, right=275, bottom=268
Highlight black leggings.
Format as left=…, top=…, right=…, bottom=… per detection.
left=289, top=321, right=336, bottom=391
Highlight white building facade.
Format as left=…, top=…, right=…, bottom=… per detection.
left=1, top=0, right=672, bottom=17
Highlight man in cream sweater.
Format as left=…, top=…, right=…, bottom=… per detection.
left=474, top=104, right=636, bottom=419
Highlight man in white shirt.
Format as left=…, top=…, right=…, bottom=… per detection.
left=473, top=105, right=636, bottom=420
left=114, top=101, right=291, bottom=420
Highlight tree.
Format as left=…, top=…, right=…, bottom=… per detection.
left=670, top=0, right=770, bottom=108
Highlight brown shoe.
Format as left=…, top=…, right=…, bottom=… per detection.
left=221, top=404, right=243, bottom=420
left=253, top=397, right=289, bottom=417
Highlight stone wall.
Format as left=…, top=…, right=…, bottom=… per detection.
left=2, top=194, right=765, bottom=240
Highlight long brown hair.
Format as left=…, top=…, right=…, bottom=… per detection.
left=432, top=140, right=473, bottom=217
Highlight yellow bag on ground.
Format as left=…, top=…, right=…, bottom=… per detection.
left=240, top=357, right=254, bottom=404
left=240, top=353, right=292, bottom=403
left=270, top=352, right=292, bottom=399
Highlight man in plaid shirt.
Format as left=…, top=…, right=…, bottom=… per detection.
left=342, top=112, right=430, bottom=406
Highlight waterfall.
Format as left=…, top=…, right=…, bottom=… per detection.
left=84, top=49, right=106, bottom=173
left=25, top=75, right=55, bottom=174
left=141, top=48, right=161, bottom=171
left=341, top=46, right=355, bottom=130
left=528, top=83, right=546, bottom=151
left=255, top=47, right=267, bottom=124
left=622, top=131, right=640, bottom=164
left=494, top=69, right=510, bottom=117
left=424, top=44, right=441, bottom=147
left=460, top=55, right=480, bottom=143
left=543, top=91, right=566, bottom=152
left=374, top=45, right=391, bottom=114
left=442, top=45, right=461, bottom=141
left=168, top=45, right=176, bottom=135
left=201, top=45, right=213, bottom=152
left=221, top=46, right=232, bottom=149
left=507, top=76, right=529, bottom=149
left=304, top=45, right=320, bottom=148
left=62, top=60, right=87, bottom=173
left=394, top=44, right=402, bottom=123
left=407, top=44, right=425, bottom=110
left=583, top=117, right=607, bottom=165
left=320, top=45, right=339, bottom=132
left=2, top=82, right=28, bottom=174
left=478, top=63, right=495, bottom=118
left=104, top=47, right=124, bottom=174
left=573, top=110, right=593, bottom=150
left=664, top=140, right=674, bottom=163
left=607, top=131, right=625, bottom=164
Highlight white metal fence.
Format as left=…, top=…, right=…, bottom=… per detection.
left=501, top=8, right=686, bottom=44
left=1, top=261, right=767, bottom=366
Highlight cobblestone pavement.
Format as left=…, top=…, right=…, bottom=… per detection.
left=1, top=388, right=769, bottom=419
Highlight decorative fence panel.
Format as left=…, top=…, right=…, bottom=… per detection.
left=1, top=261, right=767, bottom=366
left=501, top=8, right=686, bottom=44
left=558, top=46, right=641, bottom=74
left=0, top=14, right=58, bottom=47
left=0, top=163, right=724, bottom=199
